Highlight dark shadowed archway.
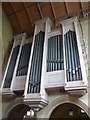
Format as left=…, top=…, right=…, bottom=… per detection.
left=50, top=102, right=89, bottom=119
left=6, top=104, right=36, bottom=120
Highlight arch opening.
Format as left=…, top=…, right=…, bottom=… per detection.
left=6, top=104, right=36, bottom=120
left=49, top=102, right=89, bottom=119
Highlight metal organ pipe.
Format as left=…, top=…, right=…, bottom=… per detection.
left=67, top=32, right=73, bottom=81
left=69, top=31, right=76, bottom=81
left=28, top=31, right=45, bottom=93
left=52, top=37, right=54, bottom=71
left=54, top=37, right=56, bottom=71
left=55, top=36, right=58, bottom=70
left=64, top=34, right=69, bottom=81
left=57, top=35, right=60, bottom=70
left=71, top=31, right=78, bottom=80
left=50, top=37, right=53, bottom=71
left=60, top=35, right=64, bottom=70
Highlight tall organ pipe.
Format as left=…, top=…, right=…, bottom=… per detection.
left=38, top=33, right=44, bottom=93
left=69, top=31, right=76, bottom=81
left=52, top=37, right=55, bottom=71
left=66, top=32, right=72, bottom=81
left=55, top=36, right=58, bottom=70
left=60, top=35, right=64, bottom=70
left=50, top=37, right=53, bottom=71
left=33, top=34, right=39, bottom=93
left=64, top=34, right=69, bottom=81
left=57, top=35, right=60, bottom=70
left=54, top=36, right=56, bottom=71
left=71, top=31, right=78, bottom=80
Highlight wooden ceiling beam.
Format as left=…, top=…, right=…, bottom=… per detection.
left=64, top=2, right=69, bottom=16
left=23, top=2, right=34, bottom=27
left=50, top=0, right=56, bottom=19
left=36, top=2, right=43, bottom=19
left=10, top=2, right=23, bottom=32
left=79, top=1, right=85, bottom=18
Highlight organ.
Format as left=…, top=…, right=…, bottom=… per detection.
left=1, top=17, right=88, bottom=109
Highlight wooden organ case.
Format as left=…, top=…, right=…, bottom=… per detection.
left=61, top=17, right=88, bottom=95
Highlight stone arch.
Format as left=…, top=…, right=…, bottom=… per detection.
left=3, top=97, right=36, bottom=119
left=37, top=94, right=90, bottom=118
left=50, top=102, right=89, bottom=118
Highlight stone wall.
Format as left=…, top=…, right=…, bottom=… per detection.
left=0, top=9, right=13, bottom=119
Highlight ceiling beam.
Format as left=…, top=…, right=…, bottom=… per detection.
left=50, top=0, right=56, bottom=19
left=64, top=1, right=69, bottom=17
left=79, top=1, right=85, bottom=18
left=23, top=2, right=34, bottom=27
left=36, top=2, right=43, bottom=19
left=10, top=2, right=23, bottom=31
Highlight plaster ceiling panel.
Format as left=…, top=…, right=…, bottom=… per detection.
left=2, top=2, right=14, bottom=15
left=39, top=2, right=54, bottom=20
left=80, top=2, right=89, bottom=11
left=24, top=2, right=35, bottom=7
left=16, top=10, right=31, bottom=30
left=9, top=14, right=20, bottom=28
left=10, top=2, right=25, bottom=12
left=65, top=2, right=81, bottom=15
left=24, top=27, right=34, bottom=37
left=2, top=2, right=89, bottom=37
left=13, top=26, right=23, bottom=35
left=52, top=2, right=67, bottom=19
left=27, top=4, right=41, bottom=25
